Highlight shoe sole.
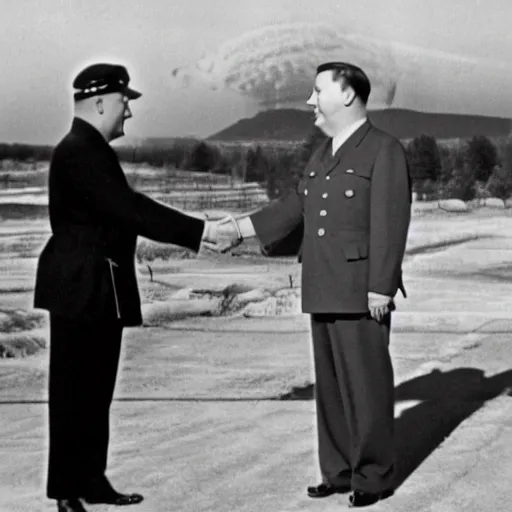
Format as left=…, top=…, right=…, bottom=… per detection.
left=307, top=487, right=351, bottom=498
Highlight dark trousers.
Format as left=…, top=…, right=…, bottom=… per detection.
left=47, top=312, right=123, bottom=499
left=311, top=313, right=394, bottom=494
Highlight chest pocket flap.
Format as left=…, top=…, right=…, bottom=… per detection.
left=346, top=165, right=372, bottom=179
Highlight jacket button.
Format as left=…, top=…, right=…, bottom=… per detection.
left=346, top=169, right=354, bottom=174
left=304, top=189, right=308, bottom=196
left=318, top=228, right=325, bottom=236
left=320, top=210, right=327, bottom=216
left=345, top=189, right=355, bottom=198
left=309, top=171, right=316, bottom=177
left=326, top=176, right=331, bottom=180
left=322, top=192, right=328, bottom=198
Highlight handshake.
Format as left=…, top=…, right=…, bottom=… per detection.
left=200, top=215, right=249, bottom=253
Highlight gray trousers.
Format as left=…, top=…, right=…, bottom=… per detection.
left=311, top=312, right=395, bottom=494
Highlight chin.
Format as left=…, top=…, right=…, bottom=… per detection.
left=314, top=120, right=329, bottom=136
left=314, top=114, right=327, bottom=127
left=111, top=130, right=125, bottom=141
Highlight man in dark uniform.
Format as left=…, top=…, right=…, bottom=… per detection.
left=217, top=62, right=411, bottom=507
left=33, top=63, right=230, bottom=512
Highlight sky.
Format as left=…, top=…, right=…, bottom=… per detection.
left=2, top=0, right=512, bottom=144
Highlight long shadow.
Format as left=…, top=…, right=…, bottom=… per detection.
left=393, top=367, right=512, bottom=489
left=279, top=367, right=512, bottom=489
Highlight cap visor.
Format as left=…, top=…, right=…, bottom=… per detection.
left=125, top=87, right=142, bottom=99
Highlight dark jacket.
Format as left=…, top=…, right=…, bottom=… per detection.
left=250, top=121, right=411, bottom=314
left=34, top=118, right=205, bottom=326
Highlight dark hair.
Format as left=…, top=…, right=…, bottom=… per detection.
left=316, top=62, right=371, bottom=104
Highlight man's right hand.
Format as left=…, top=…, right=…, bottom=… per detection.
left=201, top=215, right=243, bottom=253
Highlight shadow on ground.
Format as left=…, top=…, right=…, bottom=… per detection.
left=393, top=367, right=512, bottom=489
left=279, top=367, right=512, bottom=490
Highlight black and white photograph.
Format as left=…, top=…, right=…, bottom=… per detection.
left=2, top=0, right=512, bottom=510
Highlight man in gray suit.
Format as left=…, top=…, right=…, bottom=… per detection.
left=214, top=62, right=411, bottom=508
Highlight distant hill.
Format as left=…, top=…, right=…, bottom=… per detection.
left=208, top=108, right=512, bottom=142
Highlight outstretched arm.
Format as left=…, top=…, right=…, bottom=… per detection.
left=201, top=190, right=304, bottom=255
left=59, top=147, right=205, bottom=251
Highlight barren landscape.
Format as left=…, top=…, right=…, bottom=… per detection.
left=1, top=200, right=512, bottom=510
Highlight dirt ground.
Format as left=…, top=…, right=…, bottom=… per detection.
left=2, top=205, right=512, bottom=511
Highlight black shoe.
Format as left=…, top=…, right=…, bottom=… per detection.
left=307, top=482, right=351, bottom=498
left=82, top=489, right=144, bottom=506
left=57, top=499, right=88, bottom=512
left=81, top=476, right=144, bottom=506
left=348, top=489, right=394, bottom=508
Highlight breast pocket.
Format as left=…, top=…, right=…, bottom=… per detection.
left=343, top=166, right=372, bottom=188
left=335, top=166, right=372, bottom=217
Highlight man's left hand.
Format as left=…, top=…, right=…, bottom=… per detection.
left=368, top=292, right=392, bottom=322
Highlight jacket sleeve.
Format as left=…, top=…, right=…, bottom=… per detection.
left=368, top=137, right=412, bottom=296
left=260, top=221, right=304, bottom=257
left=59, top=147, right=205, bottom=252
left=249, top=183, right=304, bottom=249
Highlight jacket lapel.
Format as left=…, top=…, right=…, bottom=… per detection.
left=324, top=121, right=373, bottom=175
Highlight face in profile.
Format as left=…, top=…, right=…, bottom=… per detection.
left=98, top=93, right=133, bottom=141
left=306, top=70, right=350, bottom=135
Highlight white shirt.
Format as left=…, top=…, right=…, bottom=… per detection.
left=331, top=117, right=368, bottom=156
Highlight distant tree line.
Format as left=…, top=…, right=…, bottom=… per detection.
left=3, top=131, right=512, bottom=205
left=117, top=134, right=324, bottom=200
left=406, top=134, right=512, bottom=204
left=0, top=143, right=53, bottom=161
left=114, top=132, right=512, bottom=205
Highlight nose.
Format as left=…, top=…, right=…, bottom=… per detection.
left=124, top=104, right=132, bottom=120
left=306, top=91, right=316, bottom=106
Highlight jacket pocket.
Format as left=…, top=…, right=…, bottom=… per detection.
left=351, top=166, right=372, bottom=179
left=342, top=242, right=369, bottom=261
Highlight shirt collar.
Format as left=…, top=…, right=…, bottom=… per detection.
left=331, top=117, right=368, bottom=155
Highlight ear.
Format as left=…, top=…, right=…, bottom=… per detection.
left=96, top=98, right=104, bottom=115
left=342, top=86, right=356, bottom=107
